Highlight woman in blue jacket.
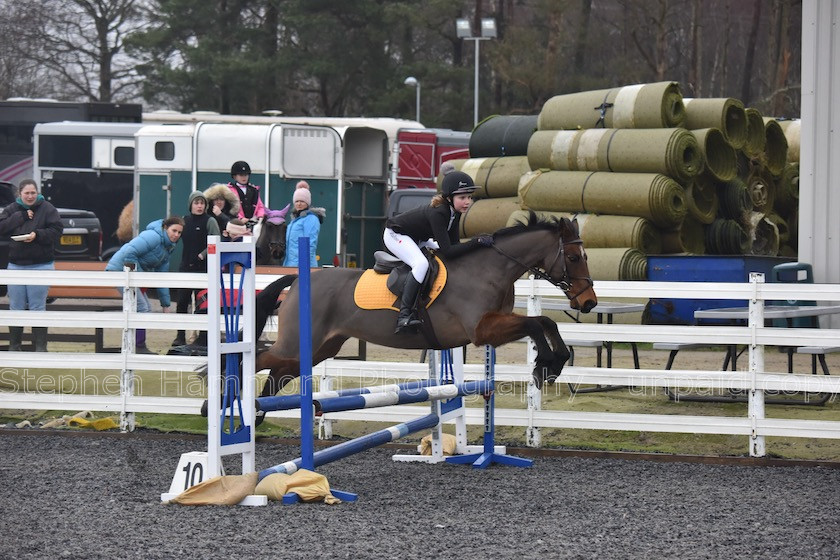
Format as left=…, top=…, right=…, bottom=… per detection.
left=106, top=216, right=185, bottom=353
left=283, top=185, right=324, bottom=268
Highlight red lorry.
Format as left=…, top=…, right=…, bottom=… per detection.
left=391, top=128, right=471, bottom=190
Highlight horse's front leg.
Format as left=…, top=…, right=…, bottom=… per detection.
left=473, top=312, right=570, bottom=389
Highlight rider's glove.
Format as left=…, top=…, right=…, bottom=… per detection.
left=476, top=234, right=494, bottom=247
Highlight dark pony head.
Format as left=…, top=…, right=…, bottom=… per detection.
left=487, top=211, right=596, bottom=312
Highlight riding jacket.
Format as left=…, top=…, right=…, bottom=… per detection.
left=385, top=203, right=475, bottom=258
left=226, top=181, right=266, bottom=220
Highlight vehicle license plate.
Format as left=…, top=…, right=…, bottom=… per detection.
left=60, top=235, right=82, bottom=245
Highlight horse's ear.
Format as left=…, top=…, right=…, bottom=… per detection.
left=278, top=203, right=291, bottom=220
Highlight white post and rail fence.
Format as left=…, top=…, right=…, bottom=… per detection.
left=1, top=264, right=839, bottom=457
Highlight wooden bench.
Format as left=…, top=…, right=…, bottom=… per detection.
left=48, top=261, right=121, bottom=300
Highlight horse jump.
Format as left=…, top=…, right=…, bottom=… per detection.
left=256, top=238, right=531, bottom=503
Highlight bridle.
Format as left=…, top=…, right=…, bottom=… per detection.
left=488, top=232, right=593, bottom=301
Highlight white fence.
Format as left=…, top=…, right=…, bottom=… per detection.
left=1, top=267, right=839, bottom=456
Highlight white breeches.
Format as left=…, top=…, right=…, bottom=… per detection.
left=384, top=228, right=429, bottom=283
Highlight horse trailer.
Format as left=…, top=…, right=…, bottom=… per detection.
left=134, top=121, right=391, bottom=268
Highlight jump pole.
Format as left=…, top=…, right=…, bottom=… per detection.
left=160, top=236, right=266, bottom=506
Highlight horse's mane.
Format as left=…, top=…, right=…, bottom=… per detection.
left=491, top=210, right=568, bottom=239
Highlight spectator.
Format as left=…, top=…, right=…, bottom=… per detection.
left=283, top=185, right=324, bottom=268
left=105, top=216, right=184, bottom=354
left=0, top=179, right=63, bottom=351
left=172, top=192, right=220, bottom=348
left=204, top=182, right=240, bottom=235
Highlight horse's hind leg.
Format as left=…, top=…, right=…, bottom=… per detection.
left=474, top=312, right=570, bottom=388
left=255, top=351, right=300, bottom=397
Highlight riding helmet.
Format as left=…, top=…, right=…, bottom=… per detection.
left=230, top=160, right=251, bottom=177
left=441, top=171, right=480, bottom=197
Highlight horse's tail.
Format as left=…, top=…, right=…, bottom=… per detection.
left=256, top=274, right=298, bottom=337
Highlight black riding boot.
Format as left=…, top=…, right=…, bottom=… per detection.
left=395, top=275, right=423, bottom=334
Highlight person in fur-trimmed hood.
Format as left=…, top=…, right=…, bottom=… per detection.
left=203, top=182, right=240, bottom=235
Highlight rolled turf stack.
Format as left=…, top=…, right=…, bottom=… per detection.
left=445, top=81, right=798, bottom=280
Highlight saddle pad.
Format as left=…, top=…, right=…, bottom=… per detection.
left=353, top=257, right=447, bottom=311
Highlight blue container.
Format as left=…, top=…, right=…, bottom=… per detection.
left=644, top=255, right=794, bottom=325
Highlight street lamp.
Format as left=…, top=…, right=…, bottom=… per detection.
left=456, top=17, right=497, bottom=126
left=404, top=76, right=420, bottom=123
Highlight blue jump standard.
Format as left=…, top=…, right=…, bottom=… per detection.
left=445, top=347, right=533, bottom=469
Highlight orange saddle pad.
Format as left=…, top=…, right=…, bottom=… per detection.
left=353, top=257, right=447, bottom=311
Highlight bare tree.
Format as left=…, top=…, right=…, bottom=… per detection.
left=0, top=0, right=143, bottom=102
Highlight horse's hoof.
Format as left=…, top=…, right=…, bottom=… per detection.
left=254, top=400, right=265, bottom=427
left=200, top=399, right=208, bottom=418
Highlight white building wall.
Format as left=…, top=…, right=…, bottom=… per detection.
left=799, top=0, right=840, bottom=326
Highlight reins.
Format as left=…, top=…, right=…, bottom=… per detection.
left=487, top=232, right=594, bottom=307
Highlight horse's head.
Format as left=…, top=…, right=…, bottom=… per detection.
left=257, top=204, right=290, bottom=265
left=550, top=217, right=597, bottom=313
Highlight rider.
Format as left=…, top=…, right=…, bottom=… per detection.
left=226, top=161, right=266, bottom=227
left=383, top=170, right=480, bottom=334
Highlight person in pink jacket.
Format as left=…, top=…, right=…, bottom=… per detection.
left=226, top=161, right=266, bottom=224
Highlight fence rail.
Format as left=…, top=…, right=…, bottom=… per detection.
left=1, top=268, right=839, bottom=456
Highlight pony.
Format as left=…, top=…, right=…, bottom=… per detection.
left=253, top=212, right=597, bottom=396
left=255, top=205, right=290, bottom=266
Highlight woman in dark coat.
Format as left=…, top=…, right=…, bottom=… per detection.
left=0, top=179, right=63, bottom=351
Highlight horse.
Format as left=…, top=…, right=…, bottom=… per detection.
left=253, top=212, right=597, bottom=396
left=255, top=205, right=290, bottom=266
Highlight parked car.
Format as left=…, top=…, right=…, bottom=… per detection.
left=0, top=181, right=102, bottom=295
left=385, top=187, right=436, bottom=220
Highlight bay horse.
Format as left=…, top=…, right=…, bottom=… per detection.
left=253, top=212, right=597, bottom=396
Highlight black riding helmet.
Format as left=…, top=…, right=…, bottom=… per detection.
left=441, top=171, right=480, bottom=198
left=231, top=160, right=251, bottom=177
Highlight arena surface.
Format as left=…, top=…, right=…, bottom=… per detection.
left=1, top=430, right=839, bottom=559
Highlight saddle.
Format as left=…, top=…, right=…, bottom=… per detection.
left=353, top=251, right=446, bottom=311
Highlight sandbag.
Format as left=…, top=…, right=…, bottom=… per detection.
left=507, top=210, right=662, bottom=253
left=518, top=169, right=687, bottom=228
left=683, top=97, right=747, bottom=149
left=450, top=156, right=532, bottom=199
left=469, top=114, right=538, bottom=157
left=255, top=469, right=341, bottom=504
left=167, top=473, right=258, bottom=506
left=526, top=128, right=701, bottom=183
left=538, top=81, right=685, bottom=130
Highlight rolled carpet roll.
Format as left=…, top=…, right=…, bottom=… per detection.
left=506, top=210, right=662, bottom=253
left=683, top=97, right=747, bottom=149
left=659, top=228, right=686, bottom=254
left=765, top=212, right=790, bottom=244
left=705, top=218, right=751, bottom=255
left=518, top=169, right=687, bottom=228
left=526, top=128, right=702, bottom=183
left=459, top=197, right=521, bottom=238
left=679, top=215, right=707, bottom=255
left=718, top=176, right=752, bottom=223
left=451, top=156, right=531, bottom=199
left=762, top=118, right=788, bottom=176
left=537, top=81, right=685, bottom=130
left=773, top=162, right=799, bottom=214
left=468, top=115, right=539, bottom=157
left=684, top=175, right=718, bottom=224
left=776, top=119, right=800, bottom=162
left=746, top=165, right=775, bottom=213
left=582, top=247, right=648, bottom=281
left=743, top=108, right=767, bottom=158
left=748, top=211, right=780, bottom=256
left=690, top=128, right=736, bottom=181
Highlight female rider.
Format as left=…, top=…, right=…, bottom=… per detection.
left=383, top=170, right=480, bottom=334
